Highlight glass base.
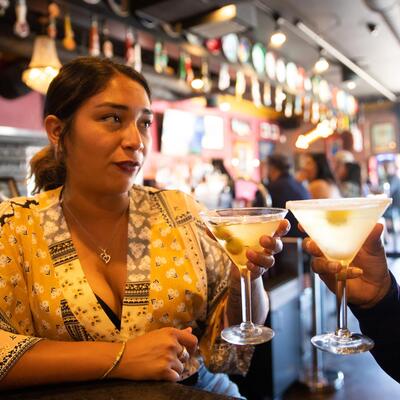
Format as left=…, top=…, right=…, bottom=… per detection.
left=311, top=332, right=374, bottom=355
left=221, top=324, right=274, bottom=345
left=300, top=369, right=344, bottom=393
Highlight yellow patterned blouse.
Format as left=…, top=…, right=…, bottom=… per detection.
left=0, top=185, right=253, bottom=381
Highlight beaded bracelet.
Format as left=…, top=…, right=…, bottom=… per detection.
left=101, top=341, right=126, bottom=380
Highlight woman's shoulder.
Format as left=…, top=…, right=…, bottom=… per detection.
left=131, top=185, right=201, bottom=210
left=0, top=187, right=62, bottom=222
left=309, top=179, right=340, bottom=199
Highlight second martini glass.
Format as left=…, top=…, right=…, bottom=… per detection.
left=287, top=197, right=391, bottom=355
left=200, top=207, right=287, bottom=345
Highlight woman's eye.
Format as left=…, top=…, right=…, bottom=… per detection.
left=102, top=114, right=122, bottom=124
left=142, top=120, right=153, bottom=129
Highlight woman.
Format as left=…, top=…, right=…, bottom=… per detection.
left=337, top=161, right=362, bottom=198
left=298, top=153, right=341, bottom=199
left=0, top=57, right=288, bottom=395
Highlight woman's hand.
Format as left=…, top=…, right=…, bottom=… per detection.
left=111, top=327, right=198, bottom=381
left=304, top=223, right=392, bottom=308
left=230, top=219, right=290, bottom=282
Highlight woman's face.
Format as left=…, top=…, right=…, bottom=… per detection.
left=301, top=155, right=317, bottom=181
left=64, top=73, right=153, bottom=195
left=336, top=163, right=347, bottom=181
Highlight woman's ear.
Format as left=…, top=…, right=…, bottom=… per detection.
left=44, top=115, right=64, bottom=147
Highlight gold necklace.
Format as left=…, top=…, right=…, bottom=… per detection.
left=61, top=199, right=128, bottom=264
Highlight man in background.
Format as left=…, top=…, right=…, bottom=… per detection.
left=383, top=160, right=400, bottom=234
left=253, top=153, right=310, bottom=237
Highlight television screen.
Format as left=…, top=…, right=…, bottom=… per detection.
left=202, top=115, right=224, bottom=150
left=161, top=110, right=224, bottom=155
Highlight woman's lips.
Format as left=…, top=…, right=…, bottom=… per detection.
left=115, top=161, right=140, bottom=174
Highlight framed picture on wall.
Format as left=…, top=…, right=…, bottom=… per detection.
left=370, top=122, right=398, bottom=154
left=0, top=177, right=19, bottom=201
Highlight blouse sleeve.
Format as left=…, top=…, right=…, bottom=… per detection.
left=0, top=203, right=43, bottom=381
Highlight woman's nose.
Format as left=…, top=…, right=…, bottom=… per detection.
left=122, top=123, right=144, bottom=150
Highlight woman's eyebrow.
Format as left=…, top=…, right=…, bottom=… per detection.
left=142, top=108, right=154, bottom=116
left=95, top=103, right=153, bottom=116
left=95, top=102, right=129, bottom=110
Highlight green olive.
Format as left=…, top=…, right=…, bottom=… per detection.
left=213, top=226, right=232, bottom=241
left=326, top=210, right=349, bottom=225
left=226, top=237, right=243, bottom=255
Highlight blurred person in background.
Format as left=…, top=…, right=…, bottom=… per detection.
left=382, top=160, right=400, bottom=234
left=297, top=153, right=341, bottom=199
left=332, top=150, right=354, bottom=178
left=337, top=162, right=362, bottom=198
left=211, top=158, right=235, bottom=208
left=253, top=153, right=310, bottom=237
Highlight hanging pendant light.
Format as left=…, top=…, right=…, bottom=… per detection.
left=313, top=48, right=329, bottom=74
left=269, top=13, right=286, bottom=49
left=22, top=35, right=61, bottom=94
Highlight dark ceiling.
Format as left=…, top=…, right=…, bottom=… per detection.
left=0, top=0, right=399, bottom=101
left=130, top=0, right=400, bottom=101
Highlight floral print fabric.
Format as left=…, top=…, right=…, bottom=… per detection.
left=0, top=186, right=253, bottom=381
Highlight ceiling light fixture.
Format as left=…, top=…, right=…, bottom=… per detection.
left=269, top=13, right=286, bottom=48
left=22, top=35, right=61, bottom=94
left=295, top=20, right=397, bottom=101
left=191, top=78, right=204, bottom=90
left=295, top=120, right=334, bottom=149
left=314, top=49, right=330, bottom=74
left=346, top=81, right=357, bottom=90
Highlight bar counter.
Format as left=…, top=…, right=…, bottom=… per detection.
left=2, top=379, right=235, bottom=400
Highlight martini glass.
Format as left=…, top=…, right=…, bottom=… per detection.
left=200, top=207, right=287, bottom=345
left=287, top=197, right=392, bottom=355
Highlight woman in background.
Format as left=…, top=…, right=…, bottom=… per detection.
left=297, top=153, right=341, bottom=199
left=337, top=161, right=362, bottom=198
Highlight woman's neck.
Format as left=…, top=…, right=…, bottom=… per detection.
left=61, top=184, right=130, bottom=221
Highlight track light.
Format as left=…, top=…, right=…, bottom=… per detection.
left=314, top=48, right=329, bottom=74
left=346, top=81, right=357, bottom=90
left=269, top=13, right=286, bottom=48
left=296, top=20, right=397, bottom=101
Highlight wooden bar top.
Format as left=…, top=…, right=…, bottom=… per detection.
left=2, top=379, right=236, bottom=400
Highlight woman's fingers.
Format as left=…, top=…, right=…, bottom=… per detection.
left=259, top=236, right=283, bottom=255
left=274, top=219, right=291, bottom=237
left=303, top=238, right=323, bottom=257
left=170, top=358, right=185, bottom=378
left=246, top=261, right=267, bottom=279
left=175, top=327, right=198, bottom=356
left=247, top=249, right=275, bottom=269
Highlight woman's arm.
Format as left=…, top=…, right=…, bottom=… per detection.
left=1, top=327, right=198, bottom=390
left=1, top=340, right=119, bottom=390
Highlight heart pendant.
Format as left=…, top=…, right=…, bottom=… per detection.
left=100, top=250, right=111, bottom=264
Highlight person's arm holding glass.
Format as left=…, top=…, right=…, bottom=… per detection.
left=304, top=222, right=400, bottom=382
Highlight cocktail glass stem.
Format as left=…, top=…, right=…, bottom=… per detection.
left=335, top=262, right=350, bottom=338
left=240, top=267, right=254, bottom=332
